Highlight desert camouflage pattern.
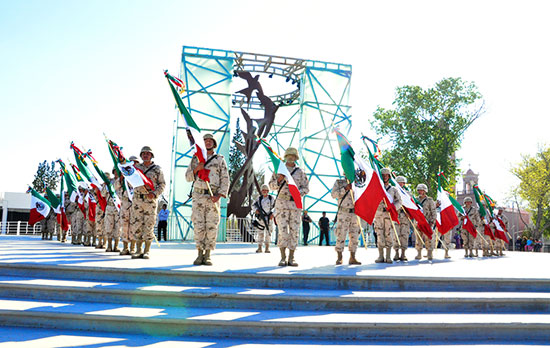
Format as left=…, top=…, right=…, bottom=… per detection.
left=374, top=185, right=402, bottom=248
left=461, top=206, right=481, bottom=249
left=253, top=195, right=275, bottom=246
left=331, top=179, right=360, bottom=252
left=415, top=196, right=437, bottom=251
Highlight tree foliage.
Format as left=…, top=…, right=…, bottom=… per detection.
left=228, top=118, right=247, bottom=188
left=32, top=160, right=58, bottom=193
left=511, top=145, right=550, bottom=238
left=371, top=77, right=484, bottom=196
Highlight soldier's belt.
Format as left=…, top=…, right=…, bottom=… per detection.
left=340, top=208, right=355, bottom=214
left=136, top=193, right=151, bottom=199
left=194, top=188, right=210, bottom=195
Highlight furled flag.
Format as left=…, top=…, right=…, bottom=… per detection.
left=333, top=130, right=386, bottom=224
left=86, top=192, right=97, bottom=222
left=106, top=137, right=154, bottom=191
left=56, top=160, right=79, bottom=202
left=27, top=187, right=51, bottom=226
left=57, top=173, right=70, bottom=231
left=71, top=143, right=107, bottom=210
left=165, top=70, right=209, bottom=182
left=436, top=177, right=459, bottom=235
left=395, top=184, right=433, bottom=239
left=483, top=217, right=495, bottom=240
left=85, top=149, right=122, bottom=210
left=462, top=214, right=478, bottom=238
left=260, top=138, right=303, bottom=209
left=472, top=185, right=493, bottom=239
left=493, top=217, right=509, bottom=243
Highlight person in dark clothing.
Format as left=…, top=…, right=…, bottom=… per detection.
left=302, top=211, right=312, bottom=245
left=319, top=212, right=330, bottom=246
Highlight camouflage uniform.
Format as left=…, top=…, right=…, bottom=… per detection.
left=415, top=196, right=436, bottom=256
left=119, top=185, right=133, bottom=243
left=253, top=194, right=275, bottom=251
left=186, top=153, right=229, bottom=252
left=130, top=162, right=165, bottom=243
left=461, top=205, right=481, bottom=256
left=374, top=183, right=402, bottom=263
left=331, top=179, right=361, bottom=265
left=497, top=213, right=509, bottom=255
left=73, top=200, right=86, bottom=244
left=66, top=201, right=78, bottom=244
left=269, top=164, right=309, bottom=251
left=83, top=192, right=96, bottom=246
left=46, top=211, right=57, bottom=240
left=94, top=197, right=105, bottom=244
left=104, top=179, right=121, bottom=239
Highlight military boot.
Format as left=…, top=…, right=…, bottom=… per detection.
left=375, top=247, right=385, bottom=263
left=113, top=238, right=120, bottom=252
left=400, top=248, right=408, bottom=262
left=415, top=249, right=422, bottom=260
left=105, top=238, right=113, bottom=252
left=264, top=243, right=270, bottom=253
left=256, top=245, right=263, bottom=253
left=83, top=235, right=91, bottom=246
left=91, top=236, right=97, bottom=247
left=385, top=248, right=393, bottom=264
left=129, top=241, right=136, bottom=254
left=444, top=248, right=451, bottom=259
left=349, top=252, right=361, bottom=265
left=336, top=251, right=343, bottom=265
left=193, top=249, right=204, bottom=265
left=499, top=248, right=505, bottom=256
left=468, top=249, right=475, bottom=257
left=464, top=248, right=469, bottom=258
left=393, top=248, right=400, bottom=261
left=142, top=241, right=151, bottom=259
left=95, top=237, right=103, bottom=249
left=474, top=249, right=479, bottom=257
left=203, top=250, right=212, bottom=266
left=131, top=241, right=143, bottom=259
left=120, top=242, right=130, bottom=256
left=278, top=248, right=287, bottom=266
left=427, top=249, right=433, bottom=260
left=287, top=249, right=298, bottom=267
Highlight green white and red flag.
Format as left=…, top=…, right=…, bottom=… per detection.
left=56, top=160, right=79, bottom=202
left=86, top=192, right=97, bottom=222
left=436, top=176, right=459, bottom=235
left=483, top=217, right=495, bottom=240
left=333, top=130, right=386, bottom=224
left=106, top=138, right=154, bottom=192
left=260, top=138, right=302, bottom=209
left=57, top=173, right=70, bottom=231
left=462, top=214, right=478, bottom=238
left=395, top=184, right=433, bottom=239
left=164, top=70, right=209, bottom=182
left=71, top=143, right=107, bottom=210
left=27, top=187, right=51, bottom=226
left=493, top=217, right=509, bottom=243
left=86, top=147, right=121, bottom=210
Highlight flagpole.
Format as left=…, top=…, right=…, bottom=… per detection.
left=401, top=207, right=426, bottom=248
left=383, top=200, right=402, bottom=248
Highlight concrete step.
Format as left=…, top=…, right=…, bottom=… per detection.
left=1, top=275, right=549, bottom=313
left=1, top=262, right=549, bottom=292
left=1, top=297, right=550, bottom=341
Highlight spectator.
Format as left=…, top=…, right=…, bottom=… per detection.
left=318, top=212, right=330, bottom=246
left=157, top=204, right=169, bottom=242
left=302, top=211, right=312, bottom=246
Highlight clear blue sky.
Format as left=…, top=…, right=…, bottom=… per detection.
left=1, top=0, right=549, bottom=206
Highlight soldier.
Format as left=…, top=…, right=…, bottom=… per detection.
left=94, top=183, right=106, bottom=249
left=67, top=195, right=78, bottom=244
left=269, top=147, right=309, bottom=267
left=82, top=188, right=95, bottom=247
left=73, top=187, right=87, bottom=245
left=129, top=146, right=165, bottom=259
left=118, top=170, right=134, bottom=255
left=331, top=178, right=361, bottom=265
left=185, top=134, right=229, bottom=265
left=60, top=192, right=71, bottom=243
left=104, top=171, right=122, bottom=252
left=253, top=184, right=275, bottom=253
left=496, top=208, right=509, bottom=256
left=460, top=197, right=481, bottom=258
left=394, top=176, right=410, bottom=262
left=415, top=184, right=436, bottom=260
left=374, top=168, right=402, bottom=264
left=46, top=210, right=57, bottom=240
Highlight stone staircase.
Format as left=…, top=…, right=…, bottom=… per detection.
left=0, top=262, right=549, bottom=342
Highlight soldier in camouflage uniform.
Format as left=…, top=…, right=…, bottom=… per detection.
left=415, top=184, right=436, bottom=260
left=496, top=208, right=509, bottom=256
left=331, top=178, right=361, bottom=265
left=67, top=197, right=78, bottom=244
left=394, top=176, right=410, bottom=262
left=118, top=164, right=134, bottom=255
left=269, top=147, right=309, bottom=267
left=46, top=210, right=57, bottom=240
left=374, top=168, right=402, bottom=264
left=83, top=189, right=96, bottom=247
left=129, top=146, right=165, bottom=259
left=73, top=187, right=87, bottom=245
left=94, top=184, right=105, bottom=249
left=253, top=184, right=275, bottom=253
left=186, top=134, right=229, bottom=266
left=104, top=171, right=122, bottom=252
left=460, top=197, right=481, bottom=258
left=60, top=192, right=71, bottom=243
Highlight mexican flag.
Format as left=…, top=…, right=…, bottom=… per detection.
left=462, top=214, right=478, bottom=238
left=260, top=139, right=302, bottom=209
left=396, top=184, right=433, bottom=239
left=71, top=143, right=107, bottom=211
left=87, top=147, right=121, bottom=211
left=493, top=217, right=509, bottom=243
left=483, top=217, right=495, bottom=240
left=106, top=137, right=154, bottom=192
left=333, top=130, right=385, bottom=224
left=436, top=180, right=459, bottom=235
left=57, top=160, right=79, bottom=202
left=57, top=175, right=70, bottom=231
left=165, top=70, right=209, bottom=182
left=87, top=192, right=97, bottom=222
left=27, top=187, right=51, bottom=226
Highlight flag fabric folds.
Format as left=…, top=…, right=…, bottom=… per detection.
left=436, top=185, right=459, bottom=235
left=57, top=160, right=79, bottom=202
left=462, top=214, right=478, bottom=238
left=27, top=187, right=51, bottom=226
left=107, top=138, right=154, bottom=192
left=396, top=185, right=434, bottom=239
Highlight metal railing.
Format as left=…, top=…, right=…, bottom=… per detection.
left=1, top=221, right=42, bottom=235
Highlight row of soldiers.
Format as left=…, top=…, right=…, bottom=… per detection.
left=42, top=146, right=165, bottom=259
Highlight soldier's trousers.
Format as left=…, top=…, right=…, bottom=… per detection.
left=104, top=205, right=121, bottom=238
left=461, top=230, right=475, bottom=249
left=374, top=212, right=394, bottom=248
left=474, top=230, right=487, bottom=249
left=334, top=212, right=360, bottom=253
left=120, top=205, right=133, bottom=243
left=95, top=212, right=104, bottom=238
left=129, top=196, right=158, bottom=242
left=394, top=214, right=410, bottom=250
left=440, top=230, right=452, bottom=248
left=85, top=219, right=95, bottom=240
left=415, top=229, right=434, bottom=251
left=275, top=207, right=301, bottom=251
left=256, top=221, right=273, bottom=245
left=191, top=195, right=220, bottom=251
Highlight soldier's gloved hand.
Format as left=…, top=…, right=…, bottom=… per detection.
left=211, top=194, right=221, bottom=203
left=147, top=193, right=155, bottom=200
left=194, top=162, right=205, bottom=175
left=345, top=183, right=352, bottom=191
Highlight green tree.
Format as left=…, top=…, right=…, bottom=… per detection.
left=32, top=160, right=59, bottom=193
left=228, top=118, right=247, bottom=189
left=511, top=145, right=550, bottom=239
left=371, top=77, right=484, bottom=196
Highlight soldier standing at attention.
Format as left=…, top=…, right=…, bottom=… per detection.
left=94, top=180, right=106, bottom=249
left=104, top=171, right=122, bottom=252
left=374, top=168, right=402, bottom=264
left=253, top=184, right=275, bottom=253
left=415, top=184, right=436, bottom=261
left=130, top=146, right=165, bottom=259
left=394, top=176, right=410, bottom=262
left=185, top=134, right=229, bottom=266
left=118, top=162, right=135, bottom=256
left=269, top=147, right=309, bottom=267
left=460, top=197, right=481, bottom=258
left=331, top=178, right=361, bottom=265
left=496, top=208, right=509, bottom=256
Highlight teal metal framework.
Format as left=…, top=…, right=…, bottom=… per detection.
left=169, top=46, right=352, bottom=241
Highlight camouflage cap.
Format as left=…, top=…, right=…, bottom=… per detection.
left=395, top=175, right=407, bottom=183
left=203, top=133, right=217, bottom=148
left=464, top=197, right=473, bottom=203
left=140, top=146, right=154, bottom=158
left=284, top=147, right=299, bottom=161
left=416, top=183, right=428, bottom=192
left=380, top=168, right=391, bottom=175
left=129, top=155, right=139, bottom=162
